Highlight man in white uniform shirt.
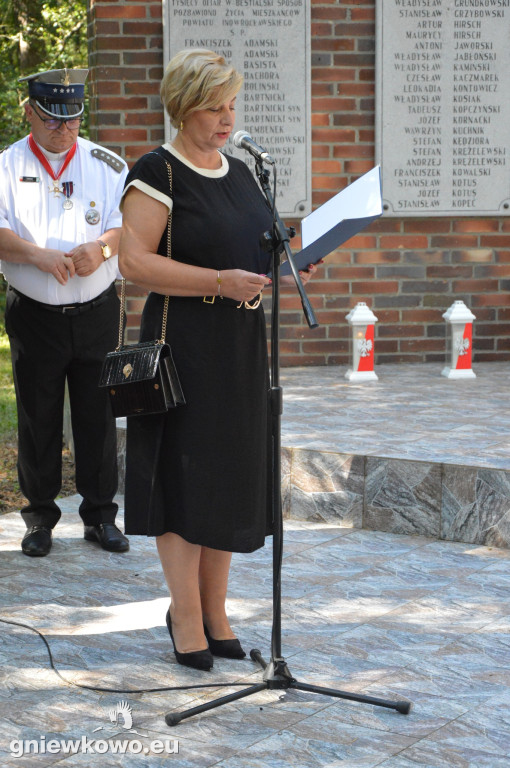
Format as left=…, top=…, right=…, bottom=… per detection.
left=0, top=68, right=129, bottom=557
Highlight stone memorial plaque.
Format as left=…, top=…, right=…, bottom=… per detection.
left=162, top=0, right=311, bottom=217
left=376, top=0, right=510, bottom=216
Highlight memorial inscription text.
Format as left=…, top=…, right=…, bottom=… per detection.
left=163, top=0, right=311, bottom=217
left=376, top=0, right=510, bottom=216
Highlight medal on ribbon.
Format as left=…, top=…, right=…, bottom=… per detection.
left=28, top=134, right=77, bottom=203
left=62, top=181, right=74, bottom=210
left=49, top=179, right=62, bottom=198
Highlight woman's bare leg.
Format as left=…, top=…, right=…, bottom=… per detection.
left=156, top=532, right=208, bottom=653
left=199, top=548, right=235, bottom=639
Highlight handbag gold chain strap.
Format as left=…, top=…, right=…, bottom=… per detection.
left=116, top=158, right=173, bottom=351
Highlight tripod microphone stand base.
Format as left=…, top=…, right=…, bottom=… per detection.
left=164, top=650, right=412, bottom=726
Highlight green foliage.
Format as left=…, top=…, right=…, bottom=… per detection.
left=0, top=277, right=14, bottom=436
left=0, top=0, right=88, bottom=148
left=0, top=328, right=16, bottom=438
left=0, top=277, right=5, bottom=333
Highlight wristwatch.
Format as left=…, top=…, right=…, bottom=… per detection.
left=97, top=239, right=112, bottom=261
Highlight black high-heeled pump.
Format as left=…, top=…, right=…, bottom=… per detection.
left=203, top=623, right=246, bottom=659
left=165, top=610, right=213, bottom=671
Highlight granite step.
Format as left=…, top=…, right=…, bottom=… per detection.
left=109, top=362, right=510, bottom=548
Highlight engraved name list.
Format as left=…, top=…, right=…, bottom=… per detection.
left=376, top=0, right=510, bottom=216
left=163, top=0, right=312, bottom=217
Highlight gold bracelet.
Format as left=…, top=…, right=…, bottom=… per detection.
left=217, top=270, right=222, bottom=297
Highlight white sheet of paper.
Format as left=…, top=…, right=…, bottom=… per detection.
left=301, top=166, right=382, bottom=249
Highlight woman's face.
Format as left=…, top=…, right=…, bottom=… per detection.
left=183, top=96, right=236, bottom=153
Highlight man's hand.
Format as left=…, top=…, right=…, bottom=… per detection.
left=67, top=242, right=104, bottom=277
left=32, top=249, right=76, bottom=285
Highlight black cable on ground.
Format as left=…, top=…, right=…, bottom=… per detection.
left=0, top=617, right=251, bottom=694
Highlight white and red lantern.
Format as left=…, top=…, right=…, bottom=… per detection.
left=345, top=302, right=378, bottom=382
left=442, top=300, right=476, bottom=379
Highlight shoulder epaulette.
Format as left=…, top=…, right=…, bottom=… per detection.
left=90, top=147, right=125, bottom=173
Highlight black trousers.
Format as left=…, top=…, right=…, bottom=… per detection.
left=5, top=285, right=120, bottom=528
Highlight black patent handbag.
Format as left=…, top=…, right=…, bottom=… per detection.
left=99, top=326, right=185, bottom=418
left=99, top=160, right=185, bottom=417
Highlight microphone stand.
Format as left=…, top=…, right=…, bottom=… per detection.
left=164, top=161, right=411, bottom=727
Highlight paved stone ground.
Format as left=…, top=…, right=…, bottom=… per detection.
left=280, top=361, right=510, bottom=469
left=2, top=494, right=510, bottom=767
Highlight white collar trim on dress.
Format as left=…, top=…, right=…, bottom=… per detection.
left=163, top=143, right=229, bottom=178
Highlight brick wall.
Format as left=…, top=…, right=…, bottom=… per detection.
left=87, top=0, right=510, bottom=366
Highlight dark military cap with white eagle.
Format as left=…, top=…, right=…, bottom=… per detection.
left=19, top=68, right=88, bottom=119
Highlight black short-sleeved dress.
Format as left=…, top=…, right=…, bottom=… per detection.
left=122, top=144, right=274, bottom=553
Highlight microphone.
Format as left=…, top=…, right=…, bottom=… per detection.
left=233, top=130, right=275, bottom=165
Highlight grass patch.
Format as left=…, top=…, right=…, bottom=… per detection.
left=0, top=329, right=22, bottom=513
left=0, top=330, right=16, bottom=439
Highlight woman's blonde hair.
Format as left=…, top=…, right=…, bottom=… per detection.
left=161, top=49, right=243, bottom=129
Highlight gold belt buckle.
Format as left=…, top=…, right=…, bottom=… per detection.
left=238, top=292, right=262, bottom=310
left=203, top=296, right=216, bottom=304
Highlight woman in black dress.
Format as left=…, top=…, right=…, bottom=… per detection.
left=119, top=49, right=315, bottom=671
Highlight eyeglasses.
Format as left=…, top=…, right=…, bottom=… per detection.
left=30, top=102, right=83, bottom=131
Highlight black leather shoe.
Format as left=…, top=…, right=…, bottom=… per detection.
left=204, top=623, right=246, bottom=659
left=166, top=610, right=213, bottom=671
left=84, top=523, right=129, bottom=552
left=21, top=526, right=52, bottom=557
